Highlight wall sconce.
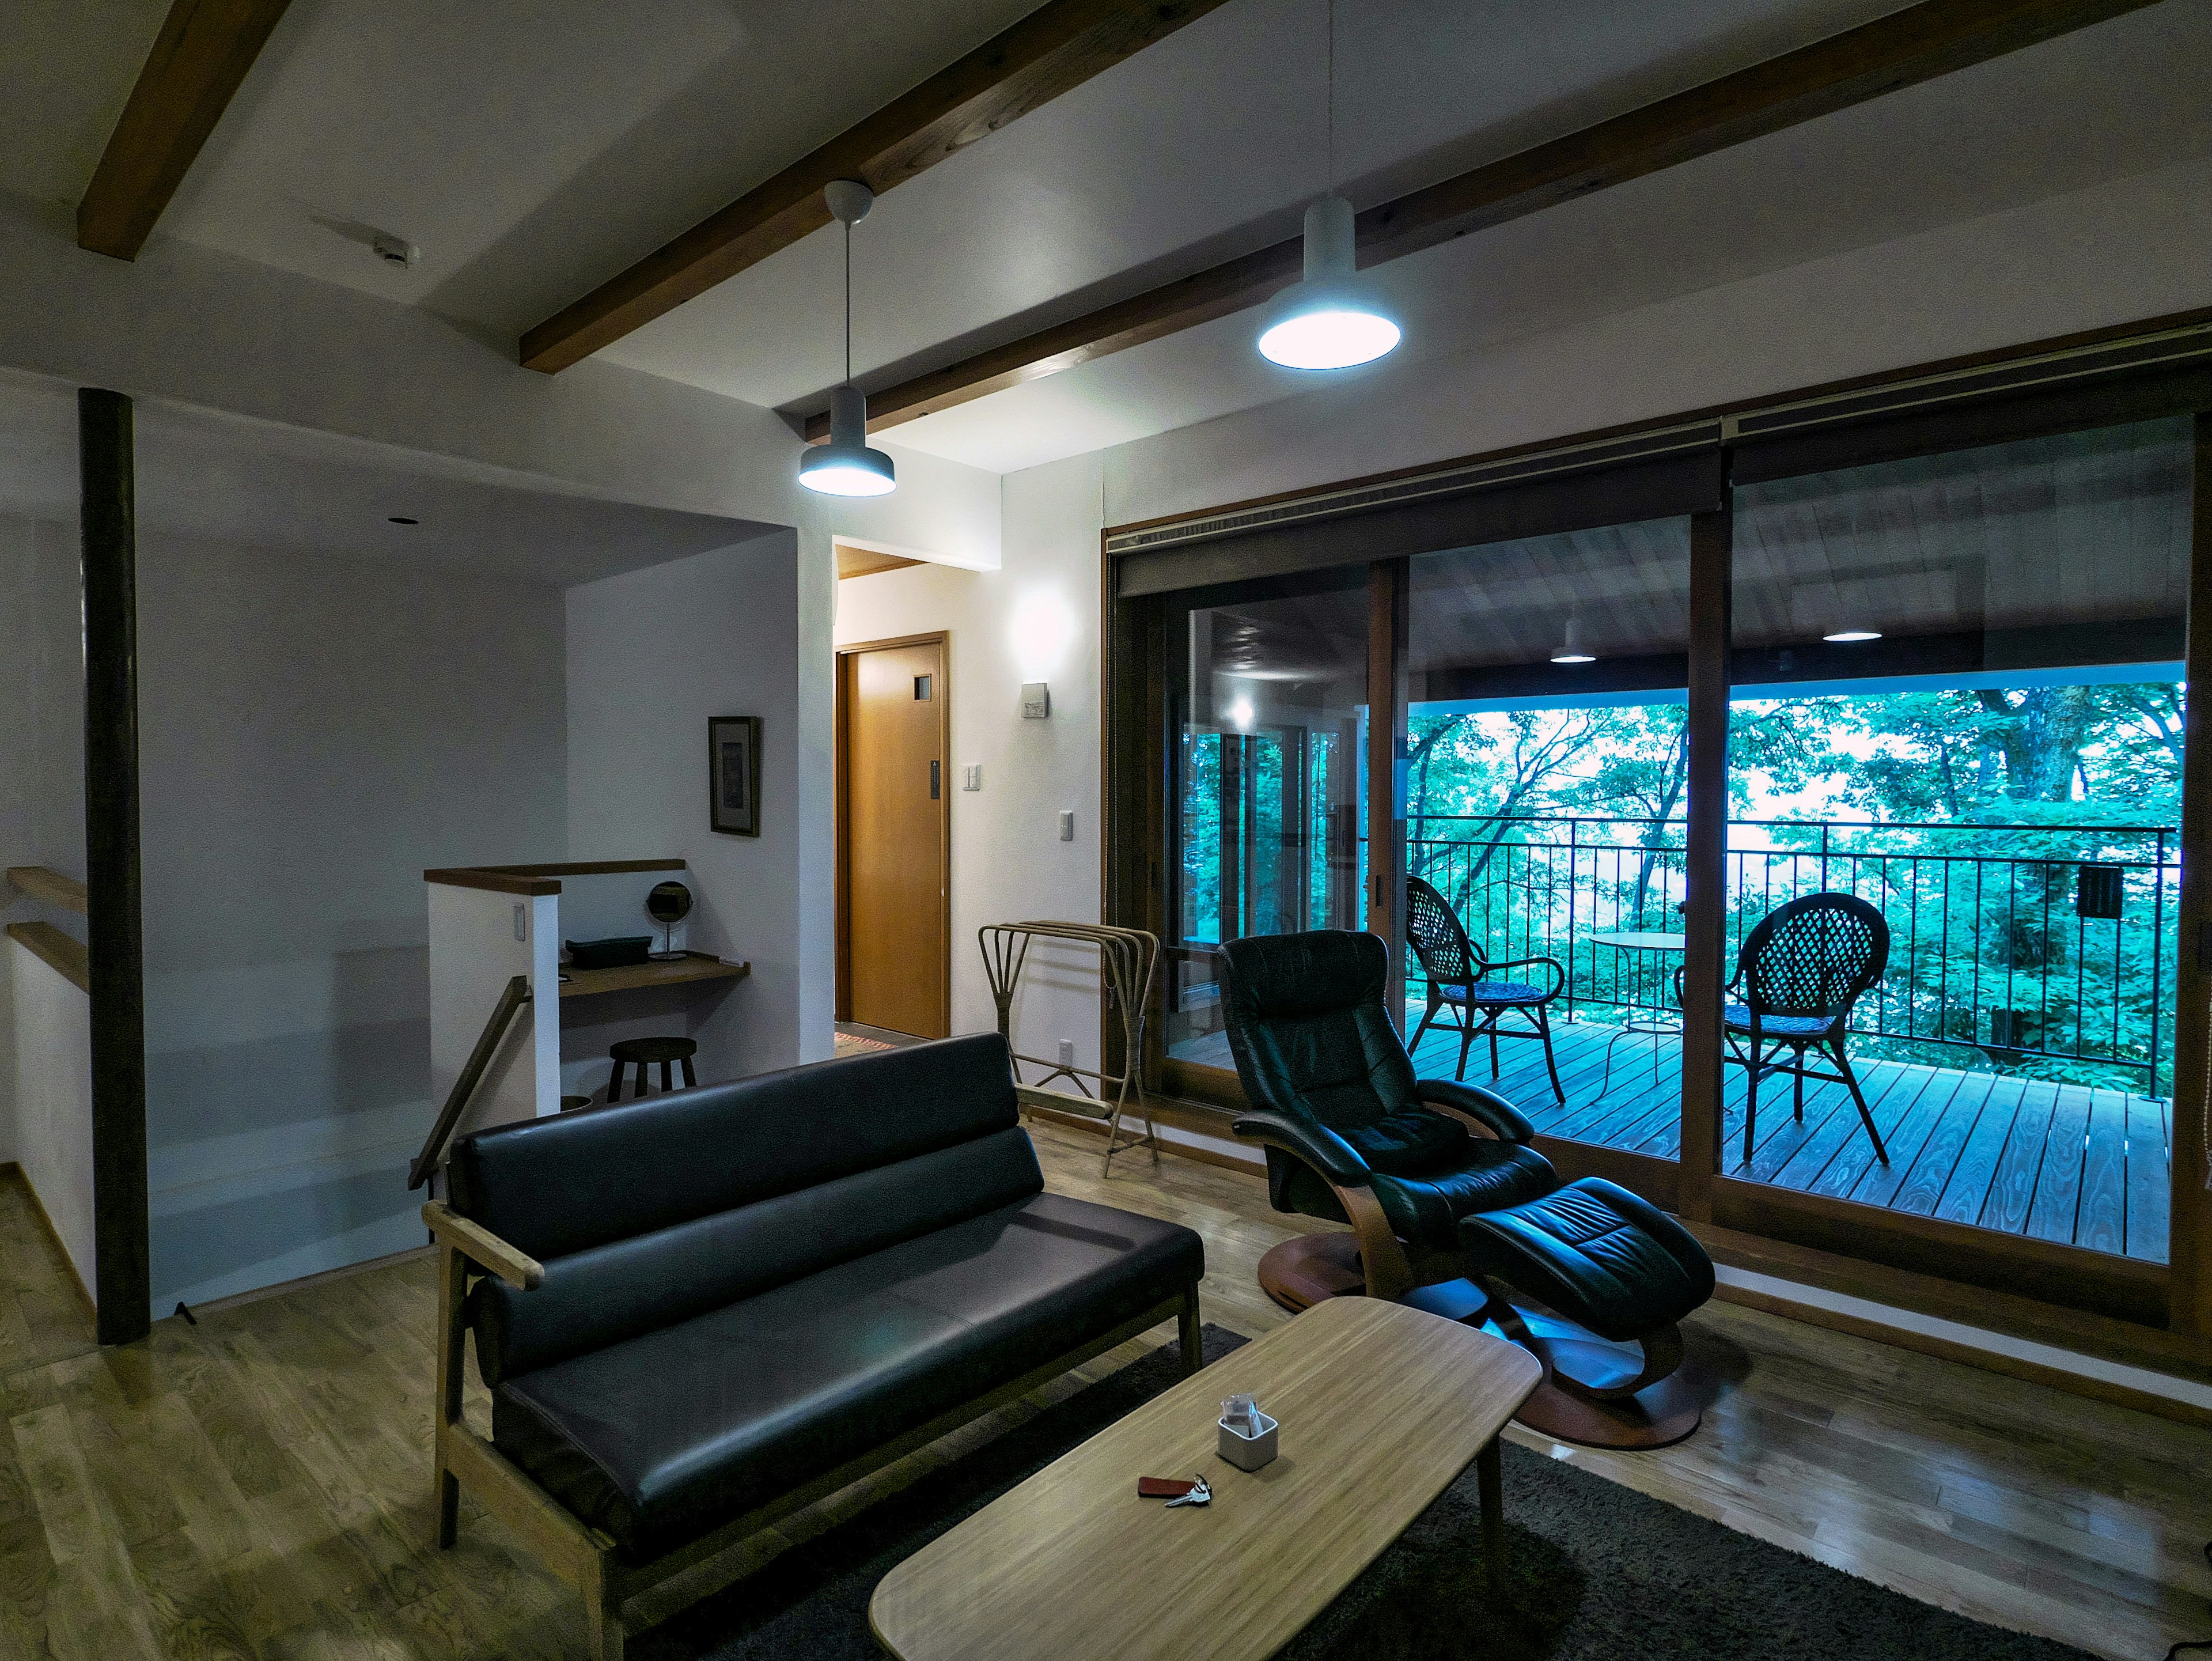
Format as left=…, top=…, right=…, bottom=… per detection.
left=1021, top=682, right=1051, bottom=719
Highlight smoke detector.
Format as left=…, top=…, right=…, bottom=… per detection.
left=372, top=231, right=418, bottom=268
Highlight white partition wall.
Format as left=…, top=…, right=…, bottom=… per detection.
left=8, top=936, right=94, bottom=1299
left=427, top=883, right=559, bottom=1149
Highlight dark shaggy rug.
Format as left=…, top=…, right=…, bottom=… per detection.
left=635, top=1326, right=2097, bottom=1660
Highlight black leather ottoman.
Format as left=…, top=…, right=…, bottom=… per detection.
left=1456, top=1176, right=1715, bottom=1447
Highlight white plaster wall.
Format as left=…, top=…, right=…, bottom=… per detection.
left=427, top=885, right=558, bottom=1147
left=1101, top=152, right=2212, bottom=526
left=8, top=940, right=93, bottom=1298
left=832, top=456, right=1106, bottom=1071
left=0, top=510, right=85, bottom=1168
left=566, top=528, right=827, bottom=1087
left=137, top=534, right=567, bottom=1312
left=0, top=190, right=1001, bottom=584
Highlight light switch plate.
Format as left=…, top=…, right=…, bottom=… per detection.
left=1020, top=682, right=1051, bottom=719
left=1058, top=810, right=1075, bottom=842
left=963, top=765, right=982, bottom=791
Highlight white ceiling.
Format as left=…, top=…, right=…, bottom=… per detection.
left=9, top=0, right=2210, bottom=478
left=0, top=370, right=764, bottom=587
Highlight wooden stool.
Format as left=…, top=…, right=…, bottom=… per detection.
left=608, top=1036, right=698, bottom=1102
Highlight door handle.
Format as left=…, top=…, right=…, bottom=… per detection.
left=930, top=760, right=941, bottom=800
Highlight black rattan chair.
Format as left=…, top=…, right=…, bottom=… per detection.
left=1406, top=876, right=1567, bottom=1103
left=1706, top=891, right=1891, bottom=1165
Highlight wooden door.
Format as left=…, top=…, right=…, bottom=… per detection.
left=838, top=635, right=949, bottom=1038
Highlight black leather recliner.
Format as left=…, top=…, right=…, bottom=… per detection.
left=1219, top=929, right=1715, bottom=1445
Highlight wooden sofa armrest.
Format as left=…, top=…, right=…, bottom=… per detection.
left=423, top=1201, right=544, bottom=1290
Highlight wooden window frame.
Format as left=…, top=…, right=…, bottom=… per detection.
left=1101, top=307, right=2212, bottom=1353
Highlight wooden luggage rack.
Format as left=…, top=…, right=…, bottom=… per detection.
left=980, top=921, right=1160, bottom=1175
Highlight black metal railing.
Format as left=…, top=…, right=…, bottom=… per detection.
left=1404, top=815, right=2177, bottom=1098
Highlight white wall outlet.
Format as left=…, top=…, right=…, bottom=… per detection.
left=1058, top=1039, right=1075, bottom=1066
left=963, top=764, right=982, bottom=791
left=1058, top=809, right=1075, bottom=842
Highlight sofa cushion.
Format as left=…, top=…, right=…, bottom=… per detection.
left=468, top=1126, right=1042, bottom=1385
left=447, top=1032, right=1022, bottom=1261
left=488, top=1190, right=1205, bottom=1561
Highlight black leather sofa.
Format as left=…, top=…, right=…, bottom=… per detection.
left=422, top=1032, right=1205, bottom=1661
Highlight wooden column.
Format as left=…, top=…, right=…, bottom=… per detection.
left=1366, top=559, right=1410, bottom=1028
left=80, top=388, right=150, bottom=1345
left=2171, top=413, right=2212, bottom=1340
left=1676, top=504, right=1733, bottom=1222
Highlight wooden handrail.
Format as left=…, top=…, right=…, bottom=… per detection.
left=409, top=974, right=533, bottom=1190
left=6, top=866, right=88, bottom=914
left=5, top=921, right=89, bottom=993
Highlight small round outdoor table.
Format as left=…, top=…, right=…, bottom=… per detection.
left=1588, top=931, right=1687, bottom=1094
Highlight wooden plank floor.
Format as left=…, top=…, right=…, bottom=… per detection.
left=1175, top=1015, right=2172, bottom=1261
left=5, top=1141, right=2211, bottom=1660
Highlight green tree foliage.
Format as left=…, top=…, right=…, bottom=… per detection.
left=1386, top=683, right=2182, bottom=1095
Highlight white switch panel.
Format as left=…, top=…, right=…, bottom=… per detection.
left=1058, top=810, right=1075, bottom=842
left=963, top=765, right=982, bottom=791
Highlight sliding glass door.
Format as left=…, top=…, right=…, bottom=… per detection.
left=1404, top=519, right=1692, bottom=1186
left=1718, top=418, right=2192, bottom=1275
left=1106, top=335, right=2209, bottom=1331
left=1160, top=570, right=1369, bottom=1093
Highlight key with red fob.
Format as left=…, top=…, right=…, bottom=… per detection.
left=1138, top=1475, right=1210, bottom=1506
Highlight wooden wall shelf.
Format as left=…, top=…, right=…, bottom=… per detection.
left=558, top=952, right=748, bottom=1000
left=6, top=867, right=89, bottom=914
left=425, top=859, right=686, bottom=896
left=6, top=921, right=90, bottom=993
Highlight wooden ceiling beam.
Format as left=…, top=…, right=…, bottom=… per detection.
left=521, top=0, right=1233, bottom=375
left=77, top=0, right=293, bottom=260
left=813, top=0, right=2163, bottom=441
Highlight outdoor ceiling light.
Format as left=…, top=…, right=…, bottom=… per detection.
left=1256, top=0, right=1399, bottom=373
left=1823, top=629, right=1883, bottom=643
left=799, top=180, right=896, bottom=498
left=1550, top=616, right=1596, bottom=664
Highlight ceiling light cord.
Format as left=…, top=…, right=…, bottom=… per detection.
left=844, top=218, right=853, bottom=387
left=1325, top=0, right=1335, bottom=192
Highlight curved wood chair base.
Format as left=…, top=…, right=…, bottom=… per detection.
left=1256, top=1234, right=1704, bottom=1450
left=1513, top=1339, right=1706, bottom=1450
left=1257, top=1232, right=1367, bottom=1311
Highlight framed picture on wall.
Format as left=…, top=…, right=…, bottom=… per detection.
left=709, top=716, right=762, bottom=836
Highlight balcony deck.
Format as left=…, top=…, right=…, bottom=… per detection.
left=1171, top=1015, right=2169, bottom=1262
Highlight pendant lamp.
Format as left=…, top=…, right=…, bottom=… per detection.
left=1550, top=614, right=1595, bottom=664
left=1257, top=0, right=1400, bottom=371
left=800, top=180, right=896, bottom=497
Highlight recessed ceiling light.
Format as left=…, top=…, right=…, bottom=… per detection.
left=387, top=516, right=418, bottom=525
left=1823, top=629, right=1881, bottom=642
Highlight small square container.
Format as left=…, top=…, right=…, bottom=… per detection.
left=1217, top=1410, right=1278, bottom=1472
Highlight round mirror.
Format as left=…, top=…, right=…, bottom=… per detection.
left=646, top=880, right=692, bottom=960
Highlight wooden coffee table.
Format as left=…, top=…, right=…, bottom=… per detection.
left=869, top=1296, right=1542, bottom=1661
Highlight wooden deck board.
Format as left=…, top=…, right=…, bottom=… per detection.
left=2025, top=1088, right=2093, bottom=1247
left=1977, top=1080, right=2063, bottom=1235
left=1934, top=1080, right=2052, bottom=1228
left=2076, top=1090, right=2130, bottom=1258
left=1187, top=1015, right=2167, bottom=1262
left=2126, top=1096, right=2170, bottom=1262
